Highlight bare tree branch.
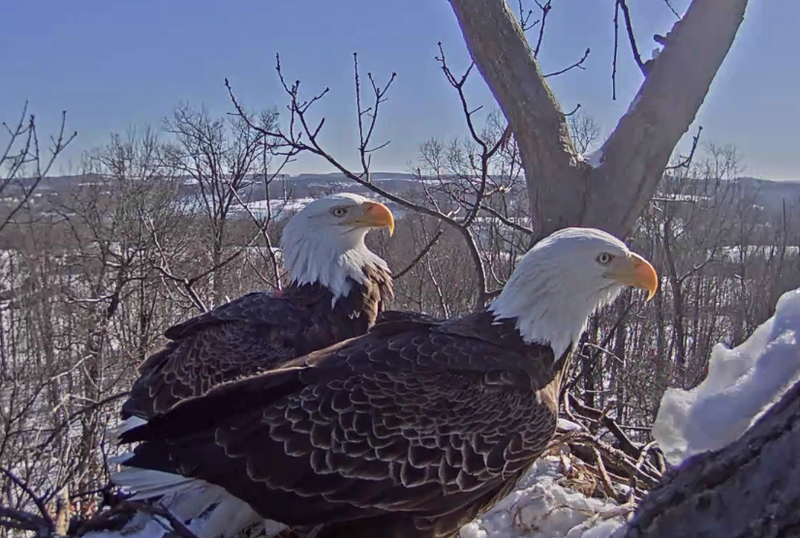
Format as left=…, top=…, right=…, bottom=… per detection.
left=516, top=0, right=539, bottom=32
left=123, top=501, right=200, bottom=538
left=0, top=106, right=77, bottom=235
left=532, top=0, right=552, bottom=57
left=450, top=0, right=747, bottom=241
left=0, top=507, right=51, bottom=535
left=0, top=466, right=54, bottom=531
left=664, top=126, right=703, bottom=171
left=617, top=0, right=647, bottom=75
left=394, top=229, right=445, bottom=280
left=227, top=54, right=505, bottom=307
left=544, top=48, right=591, bottom=78
left=662, top=0, right=682, bottom=19
left=480, top=204, right=532, bottom=235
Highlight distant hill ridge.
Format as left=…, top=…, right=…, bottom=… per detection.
left=10, top=172, right=800, bottom=218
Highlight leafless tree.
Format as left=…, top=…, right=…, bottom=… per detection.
left=1, top=103, right=76, bottom=235
left=161, top=104, right=280, bottom=307
left=568, top=109, right=601, bottom=154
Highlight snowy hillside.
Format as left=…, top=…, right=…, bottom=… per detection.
left=82, top=287, right=800, bottom=538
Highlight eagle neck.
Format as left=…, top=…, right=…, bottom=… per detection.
left=281, top=229, right=389, bottom=305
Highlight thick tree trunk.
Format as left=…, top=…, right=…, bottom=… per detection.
left=618, top=379, right=800, bottom=538
left=448, top=0, right=749, bottom=242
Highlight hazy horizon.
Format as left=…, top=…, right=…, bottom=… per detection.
left=35, top=169, right=800, bottom=184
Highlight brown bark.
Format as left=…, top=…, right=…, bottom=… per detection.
left=619, top=379, right=800, bottom=538
left=448, top=0, right=749, bottom=242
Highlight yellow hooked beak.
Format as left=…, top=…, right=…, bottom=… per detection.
left=606, top=252, right=659, bottom=301
left=346, top=201, right=395, bottom=236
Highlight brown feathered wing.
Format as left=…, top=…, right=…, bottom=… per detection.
left=123, top=268, right=391, bottom=420
left=122, top=313, right=563, bottom=538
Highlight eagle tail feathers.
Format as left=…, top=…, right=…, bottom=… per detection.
left=107, top=415, right=148, bottom=441
left=112, top=467, right=195, bottom=500
left=111, top=466, right=278, bottom=538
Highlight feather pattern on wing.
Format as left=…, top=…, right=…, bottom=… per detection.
left=121, top=265, right=392, bottom=420
left=121, top=312, right=565, bottom=538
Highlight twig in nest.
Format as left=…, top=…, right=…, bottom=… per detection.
left=592, top=447, right=624, bottom=503
left=567, top=394, right=642, bottom=461
left=568, top=433, right=661, bottom=490
left=634, top=440, right=659, bottom=473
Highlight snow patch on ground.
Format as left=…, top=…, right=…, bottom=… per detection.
left=457, top=455, right=628, bottom=538
left=653, top=287, right=800, bottom=466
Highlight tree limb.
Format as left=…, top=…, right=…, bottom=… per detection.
left=587, top=0, right=747, bottom=238
left=448, top=0, right=581, bottom=242
left=394, top=229, right=445, bottom=280
left=448, top=0, right=748, bottom=242
left=0, top=507, right=51, bottom=535
left=0, top=466, right=54, bottom=532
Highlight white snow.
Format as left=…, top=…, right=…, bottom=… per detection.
left=716, top=244, right=800, bottom=263
left=457, top=452, right=629, bottom=538
left=654, top=193, right=709, bottom=203
left=653, top=286, right=800, bottom=466
left=82, top=509, right=283, bottom=538
left=557, top=418, right=584, bottom=433
left=94, top=450, right=627, bottom=538
left=580, top=148, right=605, bottom=169
left=231, top=197, right=315, bottom=221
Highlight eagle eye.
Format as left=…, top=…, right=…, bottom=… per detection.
left=331, top=207, right=348, bottom=217
left=596, top=253, right=614, bottom=265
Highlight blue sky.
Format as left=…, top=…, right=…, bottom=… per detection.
left=2, top=0, right=796, bottom=180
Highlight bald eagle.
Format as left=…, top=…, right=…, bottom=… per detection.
left=118, top=227, right=657, bottom=538
left=120, top=192, right=395, bottom=422
left=112, top=193, right=394, bottom=534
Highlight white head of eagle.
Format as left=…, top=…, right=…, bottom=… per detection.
left=280, top=193, right=395, bottom=299
left=489, top=227, right=658, bottom=358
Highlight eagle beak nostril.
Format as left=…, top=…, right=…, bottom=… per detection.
left=362, top=202, right=395, bottom=236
